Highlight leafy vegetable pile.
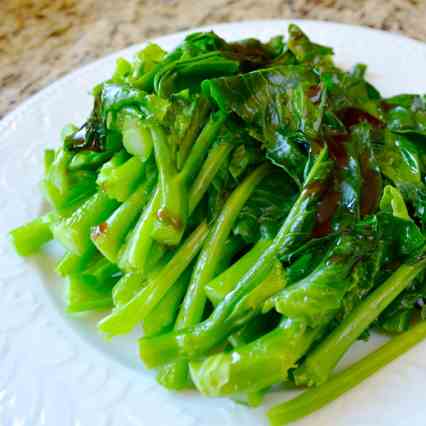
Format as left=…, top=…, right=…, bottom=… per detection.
left=10, top=25, right=426, bottom=424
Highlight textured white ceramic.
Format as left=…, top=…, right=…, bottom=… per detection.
left=1, top=20, right=426, bottom=426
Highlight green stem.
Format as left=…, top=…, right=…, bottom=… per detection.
left=9, top=214, right=53, bottom=256
left=294, top=258, right=426, bottom=387
left=68, top=151, right=112, bottom=171
left=91, top=177, right=156, bottom=263
left=177, top=163, right=271, bottom=329
left=84, top=256, right=121, bottom=283
left=98, top=222, right=208, bottom=337
left=268, top=320, right=426, bottom=426
left=150, top=124, right=187, bottom=246
left=51, top=191, right=119, bottom=255
left=119, top=116, right=230, bottom=273
left=66, top=257, right=121, bottom=313
left=157, top=237, right=243, bottom=390
left=204, top=240, right=273, bottom=305
left=143, top=266, right=192, bottom=337
left=113, top=252, right=174, bottom=308
left=177, top=97, right=211, bottom=170
left=188, top=142, right=233, bottom=214
left=66, top=274, right=115, bottom=313
left=118, top=187, right=161, bottom=272
left=179, top=112, right=226, bottom=184
left=151, top=112, right=227, bottom=246
left=112, top=272, right=146, bottom=307
left=264, top=233, right=373, bottom=328
left=189, top=318, right=321, bottom=396
left=97, top=155, right=145, bottom=202
left=157, top=360, right=193, bottom=390
left=42, top=148, right=97, bottom=212
left=138, top=245, right=277, bottom=368
left=227, top=259, right=286, bottom=325
left=121, top=114, right=154, bottom=160
left=56, top=248, right=96, bottom=277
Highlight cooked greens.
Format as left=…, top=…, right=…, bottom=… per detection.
left=10, top=25, right=426, bottom=425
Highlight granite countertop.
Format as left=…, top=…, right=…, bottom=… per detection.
left=1, top=0, right=426, bottom=118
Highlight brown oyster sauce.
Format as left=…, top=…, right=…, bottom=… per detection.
left=312, top=108, right=383, bottom=237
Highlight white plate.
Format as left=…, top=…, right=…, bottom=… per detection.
left=1, top=19, right=426, bottom=426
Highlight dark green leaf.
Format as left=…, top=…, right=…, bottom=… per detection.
left=203, top=65, right=324, bottom=185
left=233, top=170, right=297, bottom=243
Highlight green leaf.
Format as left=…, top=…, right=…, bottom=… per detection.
left=233, top=169, right=297, bottom=243
left=385, top=94, right=426, bottom=136
left=203, top=65, right=324, bottom=185
left=380, top=185, right=410, bottom=220
left=287, top=24, right=333, bottom=65
left=265, top=232, right=379, bottom=327
left=376, top=130, right=422, bottom=185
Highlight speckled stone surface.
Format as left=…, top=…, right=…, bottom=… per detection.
left=1, top=0, right=426, bottom=118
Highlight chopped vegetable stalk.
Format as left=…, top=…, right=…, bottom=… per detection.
left=9, top=214, right=53, bottom=256
left=177, top=96, right=211, bottom=170
left=56, top=248, right=96, bottom=277
left=157, top=360, right=193, bottom=390
left=67, top=274, right=115, bottom=312
left=204, top=240, right=274, bottom=305
left=51, top=191, right=119, bottom=255
left=113, top=252, right=173, bottom=307
left=120, top=112, right=154, bottom=160
left=66, top=257, right=121, bottom=313
left=84, top=256, right=121, bottom=283
left=232, top=388, right=270, bottom=408
left=98, top=222, right=208, bottom=337
left=151, top=112, right=227, bottom=246
left=143, top=267, right=192, bottom=337
left=112, top=272, right=146, bottom=307
left=42, top=148, right=97, bottom=212
left=178, top=112, right=227, bottom=183
left=157, top=237, right=243, bottom=390
left=68, top=151, right=112, bottom=171
left=188, top=229, right=373, bottom=396
left=189, top=318, right=322, bottom=396
left=44, top=149, right=55, bottom=173
left=91, top=175, right=157, bottom=262
left=228, top=260, right=287, bottom=324
left=97, top=155, right=145, bottom=202
left=268, top=320, right=426, bottom=426
left=117, top=187, right=161, bottom=272
left=188, top=142, right=233, bottom=213
left=96, top=151, right=129, bottom=180
left=149, top=123, right=187, bottom=246
left=119, top=112, right=226, bottom=273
